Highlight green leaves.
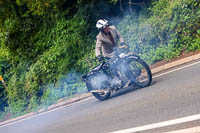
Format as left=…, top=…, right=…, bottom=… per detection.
left=117, top=0, right=200, bottom=64
left=15, top=0, right=59, bottom=16
left=109, top=0, right=118, bottom=4
left=0, top=9, right=95, bottom=117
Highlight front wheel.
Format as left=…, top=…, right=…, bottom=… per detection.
left=127, top=56, right=152, bottom=87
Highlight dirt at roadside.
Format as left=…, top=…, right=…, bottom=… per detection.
left=150, top=51, right=200, bottom=69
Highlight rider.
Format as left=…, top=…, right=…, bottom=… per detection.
left=95, top=19, right=131, bottom=87
left=95, top=19, right=127, bottom=61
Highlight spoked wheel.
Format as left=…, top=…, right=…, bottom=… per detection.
left=127, top=56, right=152, bottom=88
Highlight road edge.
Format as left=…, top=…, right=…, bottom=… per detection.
left=151, top=53, right=200, bottom=74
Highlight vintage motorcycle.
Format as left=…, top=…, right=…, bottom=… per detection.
left=82, top=47, right=152, bottom=101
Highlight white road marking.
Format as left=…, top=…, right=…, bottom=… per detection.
left=164, top=126, right=200, bottom=133
left=109, top=114, right=200, bottom=133
left=1, top=60, right=200, bottom=128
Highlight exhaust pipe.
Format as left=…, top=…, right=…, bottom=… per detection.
left=90, top=89, right=109, bottom=94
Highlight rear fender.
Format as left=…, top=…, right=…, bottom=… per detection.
left=81, top=62, right=104, bottom=82
left=81, top=71, right=94, bottom=82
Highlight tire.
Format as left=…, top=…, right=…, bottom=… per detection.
left=85, top=74, right=111, bottom=101
left=127, top=56, right=152, bottom=88
left=91, top=91, right=111, bottom=101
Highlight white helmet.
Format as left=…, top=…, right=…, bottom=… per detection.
left=96, top=19, right=109, bottom=31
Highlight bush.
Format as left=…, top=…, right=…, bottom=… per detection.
left=116, top=0, right=200, bottom=64
left=2, top=12, right=94, bottom=116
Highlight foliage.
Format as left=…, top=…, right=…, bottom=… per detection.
left=0, top=55, right=9, bottom=111
left=2, top=13, right=94, bottom=115
left=117, top=0, right=200, bottom=64
left=0, top=0, right=95, bottom=117
left=15, top=0, right=60, bottom=16
left=39, top=72, right=86, bottom=108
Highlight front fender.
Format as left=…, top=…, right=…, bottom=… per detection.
left=127, top=53, right=140, bottom=60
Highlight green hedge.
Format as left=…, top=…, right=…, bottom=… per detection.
left=117, top=0, right=200, bottom=64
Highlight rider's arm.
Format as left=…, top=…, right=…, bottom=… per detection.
left=113, top=26, right=125, bottom=45
left=95, top=38, right=103, bottom=57
left=114, top=27, right=128, bottom=49
left=117, top=31, right=125, bottom=45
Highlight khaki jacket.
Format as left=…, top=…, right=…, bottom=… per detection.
left=95, top=25, right=124, bottom=57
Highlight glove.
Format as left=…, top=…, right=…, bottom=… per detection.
left=97, top=55, right=104, bottom=62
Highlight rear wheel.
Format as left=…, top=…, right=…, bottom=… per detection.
left=127, top=56, right=152, bottom=87
left=85, top=74, right=111, bottom=101
left=91, top=91, right=111, bottom=101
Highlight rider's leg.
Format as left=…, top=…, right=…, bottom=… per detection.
left=119, top=61, right=137, bottom=86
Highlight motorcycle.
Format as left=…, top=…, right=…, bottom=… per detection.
left=82, top=47, right=152, bottom=101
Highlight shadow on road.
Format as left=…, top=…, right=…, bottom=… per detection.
left=108, top=80, right=157, bottom=100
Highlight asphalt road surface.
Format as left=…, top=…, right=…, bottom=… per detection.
left=1, top=61, right=200, bottom=133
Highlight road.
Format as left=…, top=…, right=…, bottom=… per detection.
left=1, top=60, right=200, bottom=133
